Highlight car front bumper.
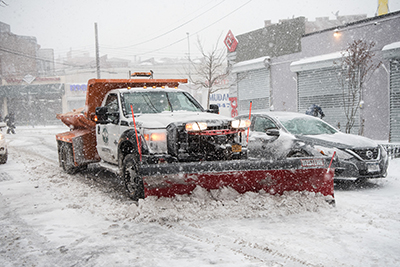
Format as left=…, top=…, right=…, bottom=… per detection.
left=334, top=157, right=388, bottom=180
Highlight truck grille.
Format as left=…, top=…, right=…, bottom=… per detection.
left=167, top=122, right=237, bottom=161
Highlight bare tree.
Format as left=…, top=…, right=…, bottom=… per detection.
left=336, top=40, right=381, bottom=134
left=186, top=37, right=229, bottom=108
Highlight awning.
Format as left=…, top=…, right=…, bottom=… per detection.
left=232, top=56, right=270, bottom=73
left=0, top=83, right=64, bottom=97
left=290, top=51, right=343, bottom=72
left=382, top=41, right=400, bottom=59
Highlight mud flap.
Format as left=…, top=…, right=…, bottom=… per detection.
left=139, top=158, right=334, bottom=200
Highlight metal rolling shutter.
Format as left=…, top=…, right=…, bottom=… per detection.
left=297, top=67, right=360, bottom=134
left=237, top=68, right=270, bottom=112
left=390, top=59, right=400, bottom=142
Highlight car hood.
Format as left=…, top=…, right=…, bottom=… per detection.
left=135, top=111, right=232, bottom=128
left=295, top=132, right=379, bottom=149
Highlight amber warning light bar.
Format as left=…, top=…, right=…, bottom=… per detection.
left=130, top=70, right=153, bottom=79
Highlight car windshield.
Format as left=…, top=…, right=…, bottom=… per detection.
left=278, top=116, right=338, bottom=135
left=122, top=91, right=203, bottom=115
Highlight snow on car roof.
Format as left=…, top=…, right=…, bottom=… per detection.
left=251, top=111, right=314, bottom=120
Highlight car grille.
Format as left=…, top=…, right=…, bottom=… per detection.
left=350, top=148, right=379, bottom=160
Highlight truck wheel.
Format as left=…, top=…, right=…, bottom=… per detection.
left=0, top=153, right=7, bottom=164
left=122, top=154, right=145, bottom=201
left=60, top=143, right=78, bottom=174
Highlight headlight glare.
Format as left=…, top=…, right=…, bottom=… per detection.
left=143, top=129, right=167, bottom=154
left=185, top=122, right=207, bottom=132
left=231, top=119, right=251, bottom=129
left=144, top=132, right=166, bottom=142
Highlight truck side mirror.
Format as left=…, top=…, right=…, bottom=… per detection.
left=95, top=106, right=108, bottom=124
left=207, top=104, right=219, bottom=114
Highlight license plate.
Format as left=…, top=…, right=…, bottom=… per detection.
left=367, top=162, right=380, bottom=173
left=301, top=158, right=325, bottom=168
left=232, top=144, right=242, bottom=153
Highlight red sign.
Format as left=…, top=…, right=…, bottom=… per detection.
left=224, top=30, right=238, bottom=52
left=229, top=97, right=238, bottom=117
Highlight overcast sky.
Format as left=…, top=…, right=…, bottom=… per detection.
left=1, top=0, right=399, bottom=62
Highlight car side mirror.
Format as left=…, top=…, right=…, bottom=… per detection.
left=266, top=129, right=280, bottom=137
left=207, top=104, right=219, bottom=114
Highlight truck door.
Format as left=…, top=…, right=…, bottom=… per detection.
left=96, top=93, right=120, bottom=164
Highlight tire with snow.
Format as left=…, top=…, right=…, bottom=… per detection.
left=60, top=142, right=79, bottom=174
left=286, top=149, right=310, bottom=158
left=122, top=154, right=145, bottom=201
left=0, top=152, right=7, bottom=164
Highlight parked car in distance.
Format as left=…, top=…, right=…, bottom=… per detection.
left=0, top=131, right=8, bottom=164
left=236, top=111, right=389, bottom=181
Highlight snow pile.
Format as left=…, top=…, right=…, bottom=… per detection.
left=131, top=186, right=333, bottom=223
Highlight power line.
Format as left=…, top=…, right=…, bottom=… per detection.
left=54, top=0, right=252, bottom=60
left=134, top=0, right=253, bottom=57
left=105, top=0, right=226, bottom=49
left=0, top=46, right=93, bottom=68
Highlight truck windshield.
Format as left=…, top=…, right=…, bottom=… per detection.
left=122, top=91, right=203, bottom=115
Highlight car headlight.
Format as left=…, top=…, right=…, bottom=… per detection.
left=314, top=146, right=353, bottom=160
left=143, top=129, right=167, bottom=153
left=0, top=133, right=4, bottom=140
left=379, top=144, right=388, bottom=159
left=185, top=122, right=207, bottom=132
left=231, top=119, right=251, bottom=129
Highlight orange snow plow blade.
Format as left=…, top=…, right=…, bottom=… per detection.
left=139, top=158, right=335, bottom=200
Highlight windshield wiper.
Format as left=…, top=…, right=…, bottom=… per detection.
left=142, top=94, right=160, bottom=113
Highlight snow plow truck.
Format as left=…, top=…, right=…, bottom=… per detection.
left=56, top=72, right=335, bottom=201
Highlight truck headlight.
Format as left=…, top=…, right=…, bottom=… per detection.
left=185, top=122, right=207, bottom=132
left=143, top=129, right=167, bottom=154
left=231, top=119, right=251, bottom=129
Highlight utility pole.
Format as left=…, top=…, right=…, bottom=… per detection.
left=95, top=22, right=101, bottom=79
left=187, top=32, right=191, bottom=80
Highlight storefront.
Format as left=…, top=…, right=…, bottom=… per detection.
left=383, top=42, right=400, bottom=142
left=290, top=52, right=359, bottom=133
left=231, top=56, right=271, bottom=113
left=0, top=82, right=64, bottom=125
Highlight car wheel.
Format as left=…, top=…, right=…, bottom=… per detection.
left=122, top=154, right=145, bottom=201
left=286, top=149, right=310, bottom=158
left=355, top=178, right=368, bottom=185
left=60, top=142, right=78, bottom=174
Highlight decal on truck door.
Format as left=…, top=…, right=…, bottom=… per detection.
left=102, top=127, right=109, bottom=144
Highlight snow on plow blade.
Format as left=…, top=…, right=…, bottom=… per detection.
left=139, top=158, right=334, bottom=200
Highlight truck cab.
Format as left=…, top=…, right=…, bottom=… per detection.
left=95, top=87, right=249, bottom=169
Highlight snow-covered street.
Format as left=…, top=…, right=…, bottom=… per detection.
left=1, top=125, right=399, bottom=267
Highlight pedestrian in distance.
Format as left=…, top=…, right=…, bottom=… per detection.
left=4, top=112, right=16, bottom=134
left=305, top=104, right=325, bottom=119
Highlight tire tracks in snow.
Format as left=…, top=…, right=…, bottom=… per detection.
left=158, top=221, right=323, bottom=267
